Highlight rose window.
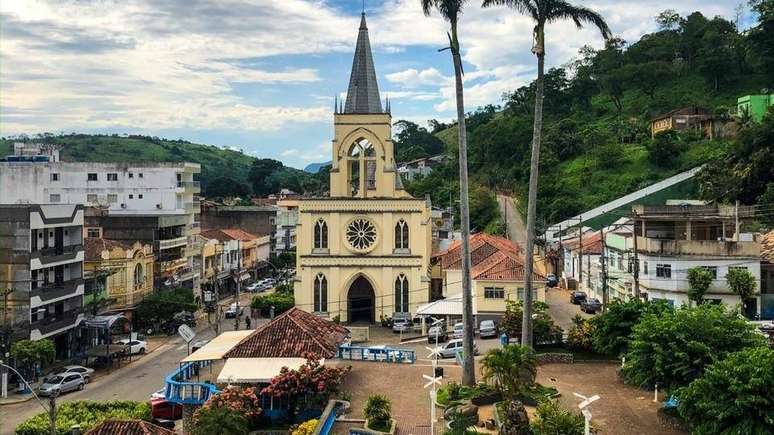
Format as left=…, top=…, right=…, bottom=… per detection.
left=346, top=217, right=377, bottom=251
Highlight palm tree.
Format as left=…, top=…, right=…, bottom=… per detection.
left=481, top=344, right=537, bottom=400
left=421, top=0, right=476, bottom=386
left=481, top=0, right=611, bottom=348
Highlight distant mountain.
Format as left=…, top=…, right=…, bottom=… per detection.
left=304, top=161, right=331, bottom=173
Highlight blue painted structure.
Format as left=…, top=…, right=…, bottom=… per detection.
left=315, top=400, right=347, bottom=434
left=336, top=344, right=415, bottom=364
left=164, top=362, right=219, bottom=405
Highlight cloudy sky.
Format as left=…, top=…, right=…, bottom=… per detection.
left=0, top=0, right=746, bottom=169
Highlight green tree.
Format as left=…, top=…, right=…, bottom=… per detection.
left=655, top=9, right=681, bottom=31
left=250, top=292, right=294, bottom=317
left=16, top=400, right=151, bottom=435
left=747, top=0, right=774, bottom=82
left=566, top=315, right=594, bottom=352
left=530, top=399, right=585, bottom=435
left=248, top=158, right=284, bottom=196
left=621, top=304, right=766, bottom=390
left=646, top=130, right=682, bottom=168
left=194, top=406, right=249, bottom=435
left=136, top=288, right=197, bottom=328
left=677, top=346, right=774, bottom=435
left=11, top=339, right=55, bottom=380
left=393, top=120, right=446, bottom=161
left=481, top=0, right=610, bottom=350
left=687, top=267, right=713, bottom=305
left=726, top=267, right=757, bottom=303
left=481, top=345, right=538, bottom=400
left=421, top=0, right=477, bottom=387
left=756, top=183, right=774, bottom=227
left=364, top=394, right=392, bottom=430
left=590, top=298, right=672, bottom=357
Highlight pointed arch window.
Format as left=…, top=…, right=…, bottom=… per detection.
left=314, top=273, right=328, bottom=312
left=347, top=139, right=377, bottom=196
left=314, top=219, right=328, bottom=250
left=394, top=274, right=409, bottom=313
left=395, top=219, right=409, bottom=250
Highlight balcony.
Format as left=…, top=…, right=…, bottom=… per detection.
left=177, top=180, right=201, bottom=194
left=31, top=278, right=84, bottom=304
left=636, top=236, right=760, bottom=257
left=30, top=244, right=83, bottom=264
left=31, top=308, right=82, bottom=337
left=159, top=236, right=187, bottom=250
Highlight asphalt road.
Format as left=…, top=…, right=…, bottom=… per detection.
left=497, top=194, right=526, bottom=246
left=0, top=295, right=257, bottom=434
left=545, top=286, right=592, bottom=331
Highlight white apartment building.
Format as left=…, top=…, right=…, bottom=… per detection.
left=275, top=199, right=298, bottom=254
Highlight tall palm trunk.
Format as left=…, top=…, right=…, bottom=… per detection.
left=451, top=20, right=476, bottom=386
left=521, top=25, right=545, bottom=349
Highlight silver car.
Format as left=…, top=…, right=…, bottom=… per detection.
left=51, top=365, right=95, bottom=383
left=479, top=320, right=498, bottom=338
left=438, top=339, right=479, bottom=359
left=39, top=373, right=84, bottom=396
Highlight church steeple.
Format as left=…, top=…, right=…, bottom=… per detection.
left=343, top=13, right=383, bottom=114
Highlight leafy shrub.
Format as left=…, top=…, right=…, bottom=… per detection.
left=136, top=288, right=196, bottom=326
left=291, top=419, right=319, bottom=435
left=677, top=346, right=774, bottom=434
left=687, top=267, right=713, bottom=304
left=195, top=386, right=262, bottom=428
left=502, top=301, right=563, bottom=345
left=566, top=315, right=594, bottom=352
left=530, top=400, right=585, bottom=435
left=193, top=406, right=249, bottom=435
left=726, top=268, right=757, bottom=302
left=365, top=394, right=392, bottom=429
left=646, top=130, right=682, bottom=167
left=482, top=345, right=537, bottom=400
left=589, top=298, right=671, bottom=356
left=16, top=400, right=150, bottom=435
left=621, top=304, right=766, bottom=390
left=250, top=291, right=294, bottom=316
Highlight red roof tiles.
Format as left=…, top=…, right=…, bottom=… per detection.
left=200, top=228, right=258, bottom=242
left=562, top=231, right=604, bottom=255
left=84, top=238, right=131, bottom=262
left=224, top=307, right=349, bottom=359
left=85, top=420, right=175, bottom=435
left=433, top=233, right=541, bottom=282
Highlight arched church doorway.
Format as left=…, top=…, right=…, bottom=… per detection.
left=348, top=276, right=375, bottom=323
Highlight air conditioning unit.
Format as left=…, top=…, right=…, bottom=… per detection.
left=120, top=203, right=127, bottom=208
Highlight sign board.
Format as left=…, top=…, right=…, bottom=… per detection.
left=178, top=324, right=195, bottom=343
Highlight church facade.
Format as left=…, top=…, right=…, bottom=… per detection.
left=295, top=13, right=432, bottom=323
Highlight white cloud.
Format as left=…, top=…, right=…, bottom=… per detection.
left=385, top=68, right=448, bottom=87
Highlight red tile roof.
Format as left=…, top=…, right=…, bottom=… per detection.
left=562, top=231, right=604, bottom=255
left=433, top=233, right=541, bottom=281
left=224, top=307, right=349, bottom=359
left=200, top=228, right=258, bottom=242
left=84, top=238, right=131, bottom=262
left=85, top=420, right=175, bottom=435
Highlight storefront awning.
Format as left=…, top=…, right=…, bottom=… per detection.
left=83, top=314, right=129, bottom=329
left=217, top=358, right=309, bottom=384
left=181, top=330, right=254, bottom=363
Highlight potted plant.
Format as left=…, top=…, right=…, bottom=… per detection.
left=364, top=394, right=396, bottom=434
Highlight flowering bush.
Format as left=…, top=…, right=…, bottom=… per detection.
left=261, top=353, right=351, bottom=413
left=291, top=419, right=319, bottom=435
left=194, top=386, right=262, bottom=428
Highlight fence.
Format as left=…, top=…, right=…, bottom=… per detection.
left=336, top=345, right=415, bottom=364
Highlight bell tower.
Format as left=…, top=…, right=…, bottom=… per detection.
left=329, top=13, right=406, bottom=199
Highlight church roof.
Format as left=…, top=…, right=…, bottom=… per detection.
left=344, top=13, right=383, bottom=114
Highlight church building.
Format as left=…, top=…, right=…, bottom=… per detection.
left=295, top=13, right=432, bottom=323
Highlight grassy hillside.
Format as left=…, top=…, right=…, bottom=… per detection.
left=0, top=134, right=312, bottom=197
left=407, top=8, right=770, bottom=230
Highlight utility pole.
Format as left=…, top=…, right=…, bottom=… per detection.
left=49, top=393, right=58, bottom=435
left=577, top=217, right=583, bottom=290
left=234, top=240, right=241, bottom=331
left=734, top=200, right=740, bottom=241
left=632, top=214, right=640, bottom=299
left=600, top=226, right=608, bottom=310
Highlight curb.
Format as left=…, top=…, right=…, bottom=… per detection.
left=0, top=394, right=34, bottom=406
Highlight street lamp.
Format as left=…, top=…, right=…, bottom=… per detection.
left=0, top=362, right=57, bottom=435
left=573, top=392, right=600, bottom=435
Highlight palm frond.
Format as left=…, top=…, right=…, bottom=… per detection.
left=549, top=1, right=611, bottom=39
left=482, top=0, right=539, bottom=21
left=421, top=0, right=467, bottom=22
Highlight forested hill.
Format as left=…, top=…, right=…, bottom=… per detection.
left=0, top=134, right=325, bottom=198
left=401, top=7, right=773, bottom=233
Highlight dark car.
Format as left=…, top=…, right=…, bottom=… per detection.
left=570, top=291, right=587, bottom=304
left=546, top=273, right=559, bottom=288
left=580, top=298, right=602, bottom=314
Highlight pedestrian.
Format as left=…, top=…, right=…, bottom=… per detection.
left=245, top=315, right=251, bottom=329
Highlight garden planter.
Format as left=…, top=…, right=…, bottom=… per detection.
left=471, top=391, right=502, bottom=406
left=364, top=418, right=397, bottom=434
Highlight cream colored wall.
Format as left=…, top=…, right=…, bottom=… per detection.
left=472, top=279, right=546, bottom=314
left=85, top=243, right=154, bottom=310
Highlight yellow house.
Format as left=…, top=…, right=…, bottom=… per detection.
left=427, top=233, right=545, bottom=319
left=84, top=238, right=154, bottom=316
left=295, top=13, right=432, bottom=323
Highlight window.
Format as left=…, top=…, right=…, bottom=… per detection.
left=656, top=264, right=671, bottom=278
left=729, top=266, right=748, bottom=272
left=484, top=287, right=505, bottom=299
left=87, top=173, right=98, bottom=181
left=138, top=194, right=143, bottom=199
left=87, top=194, right=98, bottom=203
left=395, top=219, right=409, bottom=250
left=394, top=274, right=409, bottom=313
left=129, top=194, right=134, bottom=199
left=701, top=266, right=718, bottom=279
left=134, top=264, right=144, bottom=287
left=107, top=173, right=118, bottom=181
left=50, top=173, right=59, bottom=181
left=138, top=173, right=143, bottom=178
left=107, top=194, right=118, bottom=203
left=643, top=261, right=649, bottom=275
left=313, top=219, right=328, bottom=250
left=314, top=273, right=327, bottom=312
left=87, top=228, right=100, bottom=238
left=49, top=194, right=60, bottom=203
left=128, top=173, right=134, bottom=178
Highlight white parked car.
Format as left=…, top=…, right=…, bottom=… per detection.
left=438, top=339, right=479, bottom=359
left=452, top=322, right=464, bottom=339
left=118, top=338, right=147, bottom=355
left=245, top=282, right=262, bottom=292
left=51, top=365, right=95, bottom=383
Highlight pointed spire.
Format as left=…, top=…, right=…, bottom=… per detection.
left=344, top=12, right=382, bottom=114
left=334, top=95, right=338, bottom=113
